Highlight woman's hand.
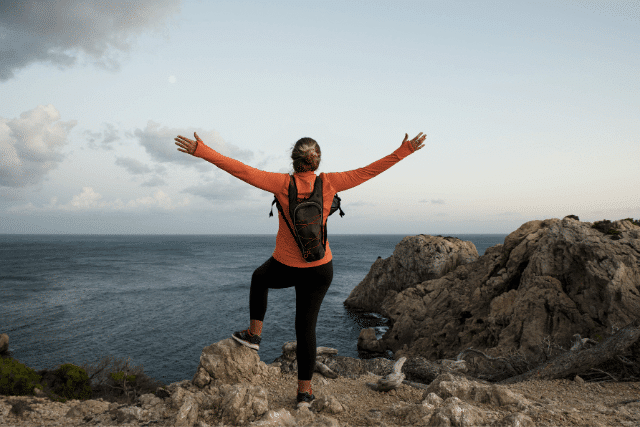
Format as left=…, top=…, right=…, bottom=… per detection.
left=402, top=132, right=426, bottom=152
left=174, top=132, right=202, bottom=155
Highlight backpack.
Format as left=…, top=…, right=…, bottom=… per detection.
left=269, top=175, right=345, bottom=262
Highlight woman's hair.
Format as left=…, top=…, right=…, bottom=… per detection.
left=291, top=137, right=321, bottom=173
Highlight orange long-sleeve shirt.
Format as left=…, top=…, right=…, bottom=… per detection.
left=194, top=140, right=416, bottom=267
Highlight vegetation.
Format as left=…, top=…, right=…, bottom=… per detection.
left=77, top=354, right=167, bottom=404
left=592, top=219, right=622, bottom=239
left=44, top=363, right=92, bottom=400
left=0, top=358, right=42, bottom=396
left=623, top=218, right=640, bottom=227
left=1, top=353, right=167, bottom=406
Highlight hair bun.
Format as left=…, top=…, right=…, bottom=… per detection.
left=292, top=138, right=321, bottom=172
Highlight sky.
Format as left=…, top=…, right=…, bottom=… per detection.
left=0, top=0, right=638, bottom=235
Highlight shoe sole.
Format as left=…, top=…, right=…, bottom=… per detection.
left=232, top=334, right=259, bottom=351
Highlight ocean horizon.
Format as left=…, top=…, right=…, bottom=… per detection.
left=1, top=233, right=507, bottom=385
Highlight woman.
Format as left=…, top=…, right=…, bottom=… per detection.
left=174, top=131, right=426, bottom=405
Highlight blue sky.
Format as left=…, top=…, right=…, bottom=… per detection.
left=1, top=0, right=638, bottom=234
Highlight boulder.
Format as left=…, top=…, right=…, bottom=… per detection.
left=344, top=234, right=479, bottom=315
left=379, top=217, right=640, bottom=361
left=0, top=334, right=8, bottom=354
left=218, top=383, right=269, bottom=425
left=192, top=337, right=272, bottom=388
left=357, top=327, right=385, bottom=353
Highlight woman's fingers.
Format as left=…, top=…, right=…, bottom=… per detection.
left=174, top=134, right=197, bottom=154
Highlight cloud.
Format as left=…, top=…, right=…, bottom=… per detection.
left=0, top=0, right=181, bottom=81
left=83, top=123, right=122, bottom=150
left=141, top=176, right=166, bottom=187
left=115, top=156, right=152, bottom=174
left=70, top=186, right=103, bottom=209
left=24, top=186, right=189, bottom=211
left=347, top=201, right=375, bottom=207
left=419, top=199, right=446, bottom=204
left=183, top=182, right=251, bottom=202
left=0, top=104, right=77, bottom=188
left=133, top=120, right=255, bottom=167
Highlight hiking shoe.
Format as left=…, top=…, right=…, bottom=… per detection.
left=297, top=391, right=315, bottom=404
left=232, top=329, right=261, bottom=351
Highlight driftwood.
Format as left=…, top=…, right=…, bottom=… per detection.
left=366, top=357, right=407, bottom=392
left=499, top=319, right=640, bottom=385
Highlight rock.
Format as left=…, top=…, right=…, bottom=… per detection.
left=250, top=408, right=296, bottom=426
left=344, top=234, right=479, bottom=315
left=428, top=396, right=488, bottom=426
left=192, top=337, right=268, bottom=388
left=497, top=412, right=536, bottom=427
left=380, top=217, right=640, bottom=362
left=219, top=383, right=269, bottom=426
left=386, top=401, right=434, bottom=425
left=0, top=334, right=8, bottom=354
left=174, top=394, right=199, bottom=426
left=272, top=340, right=340, bottom=378
left=425, top=373, right=530, bottom=409
left=64, top=399, right=110, bottom=419
left=358, top=327, right=385, bottom=353
left=310, top=394, right=344, bottom=414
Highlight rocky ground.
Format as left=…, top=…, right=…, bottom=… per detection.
left=1, top=366, right=640, bottom=426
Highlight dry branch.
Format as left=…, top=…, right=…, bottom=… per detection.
left=499, top=319, right=640, bottom=385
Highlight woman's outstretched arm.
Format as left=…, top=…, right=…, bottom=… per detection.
left=325, top=132, right=426, bottom=193
left=174, top=132, right=286, bottom=193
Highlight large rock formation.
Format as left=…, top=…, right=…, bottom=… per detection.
left=344, top=234, right=479, bottom=315
left=377, top=217, right=640, bottom=360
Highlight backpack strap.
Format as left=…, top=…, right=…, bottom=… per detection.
left=270, top=183, right=297, bottom=242
left=268, top=175, right=343, bottom=253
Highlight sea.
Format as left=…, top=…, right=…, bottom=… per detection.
left=1, top=234, right=506, bottom=385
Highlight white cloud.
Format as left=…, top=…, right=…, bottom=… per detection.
left=3, top=187, right=190, bottom=213
left=133, top=120, right=255, bottom=166
left=0, top=0, right=181, bottom=81
left=0, top=104, right=77, bottom=188
left=83, top=123, right=121, bottom=150
left=115, top=156, right=153, bottom=174
left=70, top=187, right=103, bottom=209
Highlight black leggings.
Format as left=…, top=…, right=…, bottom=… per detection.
left=250, top=257, right=333, bottom=381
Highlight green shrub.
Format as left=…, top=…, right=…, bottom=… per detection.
left=40, top=364, right=92, bottom=400
left=0, top=358, right=42, bottom=396
left=592, top=220, right=622, bottom=239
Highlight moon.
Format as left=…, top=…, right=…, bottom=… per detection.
left=168, top=75, right=176, bottom=84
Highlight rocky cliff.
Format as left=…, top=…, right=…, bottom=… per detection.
left=343, top=234, right=479, bottom=316
left=373, top=217, right=640, bottom=360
